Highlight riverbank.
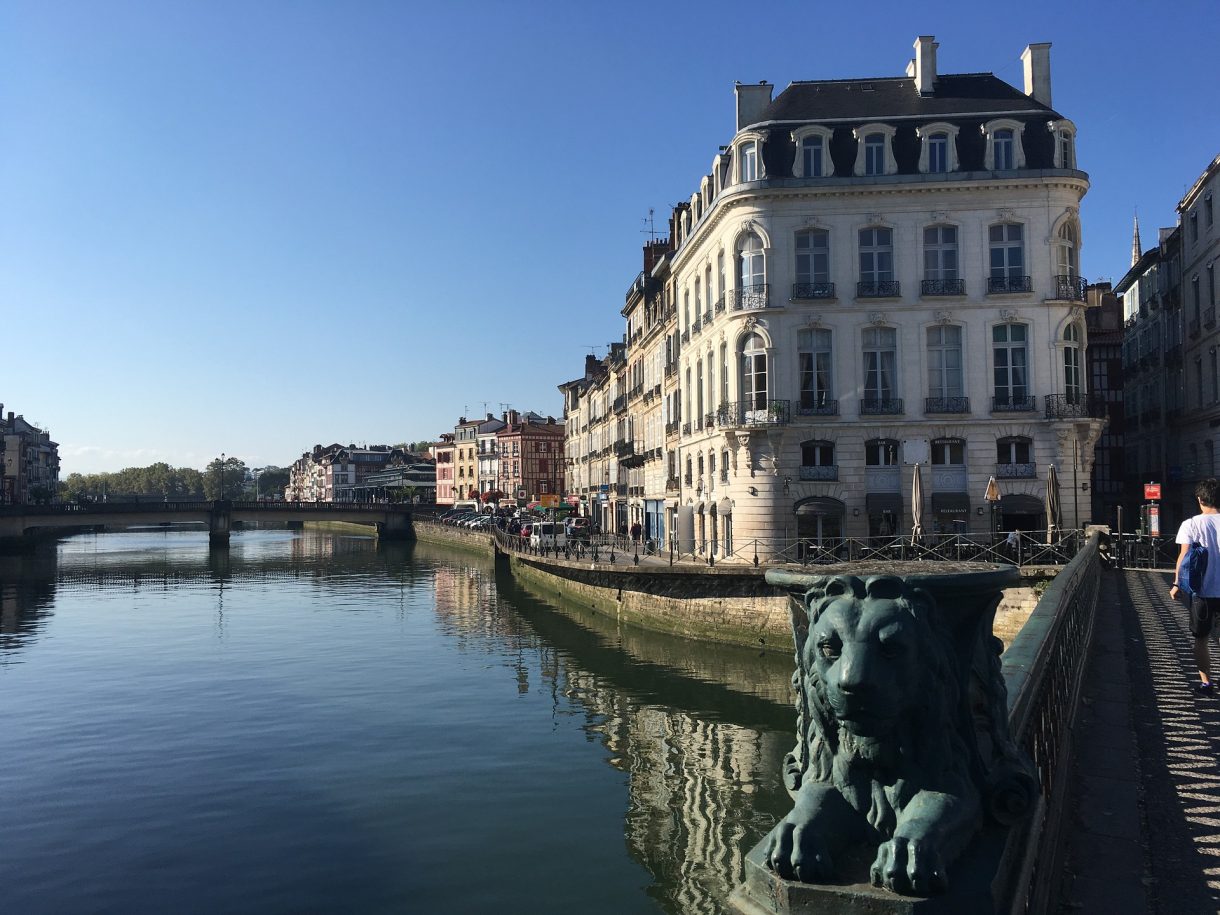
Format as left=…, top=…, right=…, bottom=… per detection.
left=415, top=520, right=1046, bottom=653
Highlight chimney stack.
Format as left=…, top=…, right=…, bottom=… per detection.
left=734, top=81, right=773, bottom=131
left=1021, top=42, right=1052, bottom=107
left=914, top=36, right=938, bottom=95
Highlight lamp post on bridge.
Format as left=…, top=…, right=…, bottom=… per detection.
left=220, top=453, right=225, bottom=502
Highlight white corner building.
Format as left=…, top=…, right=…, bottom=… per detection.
left=643, top=36, right=1103, bottom=556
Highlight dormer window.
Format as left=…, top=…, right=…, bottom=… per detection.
left=791, top=126, right=835, bottom=178
left=982, top=119, right=1026, bottom=171
left=852, top=124, right=897, bottom=177
left=916, top=123, right=960, bottom=174
left=1047, top=119, right=1078, bottom=169
left=738, top=140, right=759, bottom=182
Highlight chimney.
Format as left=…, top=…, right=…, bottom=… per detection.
left=1021, top=42, right=1052, bottom=107
left=914, top=36, right=938, bottom=95
left=734, top=81, right=773, bottom=131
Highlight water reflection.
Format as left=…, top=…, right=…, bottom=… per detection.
left=0, top=531, right=793, bottom=914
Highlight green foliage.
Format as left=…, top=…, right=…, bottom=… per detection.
left=60, top=462, right=206, bottom=501
left=204, top=457, right=248, bottom=500
left=255, top=466, right=289, bottom=498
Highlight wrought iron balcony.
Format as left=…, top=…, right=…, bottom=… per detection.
left=1045, top=393, right=1107, bottom=419
left=613, top=395, right=627, bottom=414
left=1206, top=307, right=1217, bottom=329
left=705, top=412, right=718, bottom=429
left=715, top=399, right=791, bottom=427
left=792, top=282, right=836, bottom=300
left=797, top=398, right=839, bottom=416
left=992, top=395, right=1037, bottom=412
left=692, top=318, right=702, bottom=336
left=921, top=278, right=965, bottom=296
left=666, top=477, right=680, bottom=492
left=799, top=465, right=839, bottom=481
left=681, top=329, right=690, bottom=343
left=730, top=283, right=771, bottom=310
left=665, top=421, right=679, bottom=437
left=987, top=275, right=1032, bottom=294
left=703, top=309, right=713, bottom=325
left=857, top=280, right=900, bottom=298
left=996, top=462, right=1037, bottom=479
left=714, top=294, right=726, bottom=315
left=860, top=398, right=904, bottom=415
left=925, top=396, right=970, bottom=414
left=614, top=441, right=634, bottom=458
left=664, top=362, right=677, bottom=378
left=1054, top=275, right=1087, bottom=301
left=683, top=473, right=693, bottom=486
left=719, top=469, right=729, bottom=483
left=681, top=422, right=691, bottom=436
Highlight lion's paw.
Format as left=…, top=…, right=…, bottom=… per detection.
left=869, top=835, right=948, bottom=896
left=764, top=817, right=836, bottom=884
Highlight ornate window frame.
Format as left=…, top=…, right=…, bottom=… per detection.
left=916, top=122, right=960, bottom=174
left=852, top=123, right=897, bottom=177
left=1046, top=118, right=1077, bottom=169
left=981, top=118, right=1026, bottom=171
left=790, top=125, right=836, bottom=178
left=734, top=131, right=766, bottom=184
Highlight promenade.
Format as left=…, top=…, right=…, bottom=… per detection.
left=1060, top=568, right=1220, bottom=913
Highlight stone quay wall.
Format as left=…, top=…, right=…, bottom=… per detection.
left=412, top=520, right=495, bottom=556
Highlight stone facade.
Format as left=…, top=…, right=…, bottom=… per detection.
left=0, top=408, right=59, bottom=504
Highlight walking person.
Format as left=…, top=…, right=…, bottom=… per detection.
left=1169, top=478, right=1220, bottom=693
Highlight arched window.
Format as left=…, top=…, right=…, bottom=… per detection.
left=864, top=134, right=886, bottom=175
left=740, top=332, right=769, bottom=418
left=737, top=234, right=766, bottom=308
left=1056, top=222, right=1080, bottom=300
left=801, top=134, right=825, bottom=177
left=696, top=359, right=705, bottom=426
left=983, top=119, right=1026, bottom=171
left=1064, top=324, right=1083, bottom=403
left=993, top=129, right=1015, bottom=169
left=927, top=133, right=949, bottom=172
left=738, top=140, right=758, bottom=182
left=719, top=343, right=729, bottom=405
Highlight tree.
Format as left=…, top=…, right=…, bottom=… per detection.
left=255, top=466, right=289, bottom=499
left=204, top=456, right=249, bottom=500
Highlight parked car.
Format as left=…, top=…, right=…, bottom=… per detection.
left=565, top=517, right=591, bottom=542
left=518, top=523, right=534, bottom=540
left=530, top=521, right=566, bottom=550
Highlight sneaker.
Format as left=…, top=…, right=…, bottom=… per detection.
left=1192, top=681, right=1214, bottom=694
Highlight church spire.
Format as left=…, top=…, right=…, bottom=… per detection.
left=1132, top=211, right=1142, bottom=267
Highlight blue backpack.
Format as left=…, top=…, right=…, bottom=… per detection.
left=1181, top=542, right=1210, bottom=598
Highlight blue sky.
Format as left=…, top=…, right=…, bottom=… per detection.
left=2, top=0, right=1217, bottom=474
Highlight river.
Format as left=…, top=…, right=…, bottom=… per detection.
left=0, top=529, right=796, bottom=914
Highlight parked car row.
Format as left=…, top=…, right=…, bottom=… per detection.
left=435, top=509, right=597, bottom=550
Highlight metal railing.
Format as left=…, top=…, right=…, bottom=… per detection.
left=857, top=280, right=900, bottom=298
left=1044, top=393, right=1106, bottom=419
left=714, top=400, right=791, bottom=426
left=792, top=282, right=835, bottom=300
left=1054, top=275, right=1087, bottom=301
left=796, top=399, right=839, bottom=416
left=988, top=275, right=1032, bottom=294
left=993, top=395, right=1037, bottom=412
left=730, top=284, right=771, bottom=310
left=997, top=462, right=1037, bottom=479
left=925, top=396, right=970, bottom=413
left=860, top=397, right=903, bottom=415
left=798, top=465, right=838, bottom=481
left=921, top=278, right=965, bottom=296
left=714, top=294, right=726, bottom=315
left=1001, top=532, right=1102, bottom=912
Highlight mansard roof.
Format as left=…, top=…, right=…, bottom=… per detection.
left=756, top=73, right=1060, bottom=126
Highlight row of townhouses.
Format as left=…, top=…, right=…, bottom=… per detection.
left=1118, top=154, right=1220, bottom=530
left=559, top=37, right=1108, bottom=555
left=0, top=405, right=60, bottom=505
left=284, top=443, right=436, bottom=503
left=432, top=410, right=564, bottom=509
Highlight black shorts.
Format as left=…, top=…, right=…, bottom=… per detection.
left=1189, top=595, right=1220, bottom=638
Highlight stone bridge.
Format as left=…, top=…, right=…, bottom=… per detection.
left=0, top=500, right=415, bottom=547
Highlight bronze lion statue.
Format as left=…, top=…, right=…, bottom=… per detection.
left=764, top=573, right=1035, bottom=896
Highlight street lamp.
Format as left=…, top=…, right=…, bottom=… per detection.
left=984, top=475, right=1001, bottom=538
left=220, top=453, right=225, bottom=502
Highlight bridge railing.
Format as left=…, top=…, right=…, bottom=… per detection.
left=999, top=531, right=1102, bottom=912
left=0, top=500, right=412, bottom=517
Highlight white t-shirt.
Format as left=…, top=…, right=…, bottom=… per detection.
left=1175, top=513, right=1220, bottom=597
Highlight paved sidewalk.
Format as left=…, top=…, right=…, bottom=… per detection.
left=1058, top=569, right=1220, bottom=914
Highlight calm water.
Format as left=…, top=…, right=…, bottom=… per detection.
left=0, top=529, right=795, bottom=914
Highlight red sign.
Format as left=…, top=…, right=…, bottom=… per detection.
left=1144, top=483, right=1162, bottom=501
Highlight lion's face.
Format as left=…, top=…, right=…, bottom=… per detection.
left=804, top=593, right=923, bottom=738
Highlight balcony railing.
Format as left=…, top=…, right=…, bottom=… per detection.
left=1206, top=307, right=1217, bottom=329
left=857, top=280, right=900, bottom=298
left=714, top=294, right=726, bottom=315
left=797, top=398, right=839, bottom=416
left=703, top=309, right=713, bottom=325
left=683, top=473, right=693, bottom=486
left=705, top=412, right=718, bottom=429
left=681, top=329, right=690, bottom=344
left=992, top=395, right=1037, bottom=412
left=799, top=465, right=839, bottom=481
left=692, top=318, right=702, bottom=336
left=987, top=275, right=1032, bottom=294
left=665, top=421, right=679, bottom=437
left=613, top=395, right=627, bottom=414
left=1054, top=275, right=1087, bottom=301
left=997, top=462, right=1037, bottom=479
left=666, top=477, right=680, bottom=491
left=925, top=396, right=970, bottom=414
left=860, top=398, right=904, bottom=415
left=664, top=362, right=677, bottom=378
left=921, top=278, right=965, bottom=296
left=681, top=421, right=691, bottom=436
left=715, top=399, right=791, bottom=427
left=1045, top=393, right=1107, bottom=419
left=730, top=283, right=771, bottom=310
left=614, top=441, right=634, bottom=458
left=719, top=469, right=729, bottom=483
left=792, top=282, right=836, bottom=300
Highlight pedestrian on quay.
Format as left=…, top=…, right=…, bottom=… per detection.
left=630, top=521, right=642, bottom=545
left=1169, top=478, right=1220, bottom=694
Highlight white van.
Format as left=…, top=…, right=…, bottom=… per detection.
left=529, top=521, right=567, bottom=550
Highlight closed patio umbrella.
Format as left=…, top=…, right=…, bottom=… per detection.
left=1046, top=463, right=1062, bottom=541
left=910, top=463, right=925, bottom=545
